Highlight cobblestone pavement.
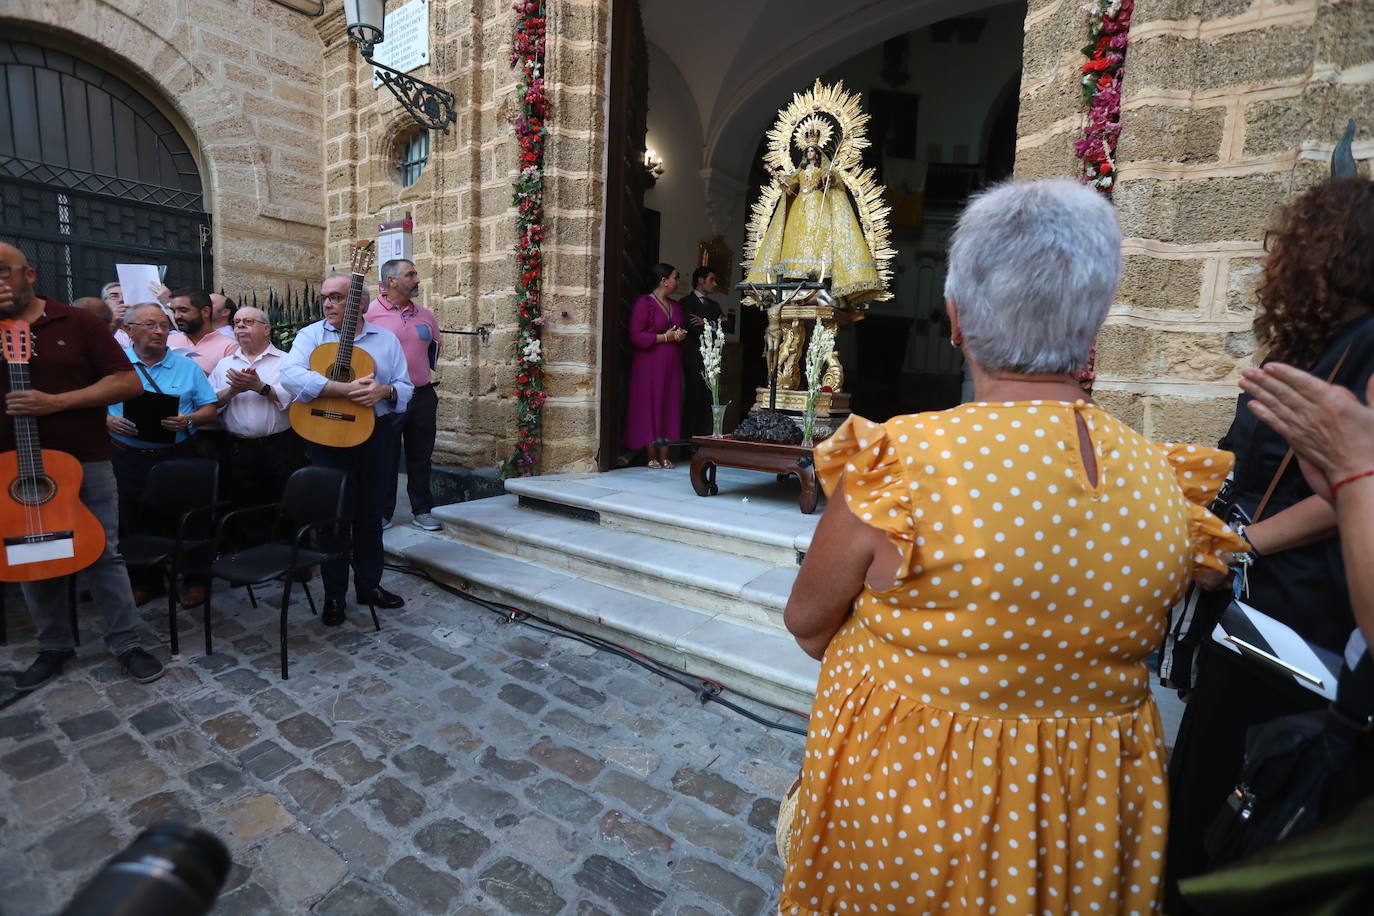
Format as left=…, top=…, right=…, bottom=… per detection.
left=0, top=567, right=804, bottom=915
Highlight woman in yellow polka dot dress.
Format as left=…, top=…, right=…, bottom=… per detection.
left=780, top=180, right=1246, bottom=915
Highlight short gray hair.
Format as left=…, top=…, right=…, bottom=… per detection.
left=101, top=281, right=121, bottom=298
left=944, top=179, right=1121, bottom=375
left=379, top=259, right=413, bottom=284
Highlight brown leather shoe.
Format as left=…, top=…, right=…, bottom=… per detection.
left=181, top=586, right=206, bottom=609
left=133, top=590, right=154, bottom=606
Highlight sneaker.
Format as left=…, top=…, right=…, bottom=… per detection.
left=412, top=513, right=441, bottom=531
left=15, top=650, right=75, bottom=691
left=381, top=519, right=394, bottom=530
left=118, top=647, right=165, bottom=684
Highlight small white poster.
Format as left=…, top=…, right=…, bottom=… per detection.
left=371, top=0, right=430, bottom=87
left=115, top=263, right=165, bottom=308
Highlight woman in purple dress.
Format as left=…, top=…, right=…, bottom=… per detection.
left=624, top=263, right=687, bottom=468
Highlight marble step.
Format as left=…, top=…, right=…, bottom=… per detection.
left=383, top=527, right=820, bottom=711
left=504, top=466, right=821, bottom=566
left=431, top=495, right=798, bottom=630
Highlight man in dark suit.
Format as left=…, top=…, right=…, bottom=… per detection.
left=680, top=266, right=735, bottom=437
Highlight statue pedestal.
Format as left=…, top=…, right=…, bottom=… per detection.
left=752, top=388, right=851, bottom=423
left=689, top=436, right=820, bottom=515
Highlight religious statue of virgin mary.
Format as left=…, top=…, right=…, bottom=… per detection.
left=743, top=80, right=894, bottom=306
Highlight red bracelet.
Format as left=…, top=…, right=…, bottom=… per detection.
left=1330, top=469, right=1374, bottom=500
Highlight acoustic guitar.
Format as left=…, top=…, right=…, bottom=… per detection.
left=290, top=240, right=378, bottom=448
left=0, top=321, right=106, bottom=582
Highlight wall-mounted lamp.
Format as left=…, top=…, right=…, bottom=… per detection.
left=643, top=148, right=665, bottom=186
left=344, top=0, right=457, bottom=132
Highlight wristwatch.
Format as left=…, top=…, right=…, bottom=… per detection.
left=386, top=385, right=398, bottom=405
left=259, top=383, right=273, bottom=398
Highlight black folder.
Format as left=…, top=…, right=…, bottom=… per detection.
left=120, top=392, right=179, bottom=444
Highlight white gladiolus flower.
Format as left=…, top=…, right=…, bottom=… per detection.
left=805, top=322, right=837, bottom=398
left=699, top=319, right=724, bottom=404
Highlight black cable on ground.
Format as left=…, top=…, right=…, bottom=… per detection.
left=384, top=562, right=811, bottom=737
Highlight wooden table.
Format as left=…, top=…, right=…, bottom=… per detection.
left=689, top=436, right=819, bottom=514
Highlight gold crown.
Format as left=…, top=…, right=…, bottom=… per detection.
left=793, top=115, right=833, bottom=151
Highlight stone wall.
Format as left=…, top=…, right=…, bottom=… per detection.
left=316, top=0, right=608, bottom=471
left=11, top=0, right=327, bottom=294
left=1016, top=0, right=1373, bottom=444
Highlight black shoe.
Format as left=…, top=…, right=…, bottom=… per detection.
left=118, top=647, right=165, bottom=684
left=322, top=598, right=347, bottom=627
left=356, top=587, right=404, bottom=610
left=15, top=650, right=75, bottom=691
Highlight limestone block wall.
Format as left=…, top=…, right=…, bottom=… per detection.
left=1015, top=0, right=1373, bottom=445
left=11, top=0, right=327, bottom=294
left=318, top=0, right=608, bottom=471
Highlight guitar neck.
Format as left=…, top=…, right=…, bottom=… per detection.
left=7, top=362, right=44, bottom=479
left=332, top=271, right=367, bottom=376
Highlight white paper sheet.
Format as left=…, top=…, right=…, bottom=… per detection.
left=115, top=264, right=166, bottom=309
left=1212, top=600, right=1341, bottom=700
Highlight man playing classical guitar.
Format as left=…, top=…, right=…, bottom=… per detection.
left=0, top=243, right=165, bottom=690
left=282, top=271, right=413, bottom=626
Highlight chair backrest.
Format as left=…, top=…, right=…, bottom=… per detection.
left=280, top=466, right=348, bottom=531
left=138, top=458, right=219, bottom=532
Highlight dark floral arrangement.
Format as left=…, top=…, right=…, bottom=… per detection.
left=507, top=0, right=548, bottom=476
left=1074, top=0, right=1133, bottom=193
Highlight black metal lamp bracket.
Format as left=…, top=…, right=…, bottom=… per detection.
left=358, top=44, right=457, bottom=133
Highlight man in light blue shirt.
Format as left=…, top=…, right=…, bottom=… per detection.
left=106, top=304, right=218, bottom=604
left=282, top=272, right=413, bottom=625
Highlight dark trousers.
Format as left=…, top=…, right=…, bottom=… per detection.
left=383, top=382, right=438, bottom=519
left=1163, top=644, right=1324, bottom=914
left=307, top=416, right=396, bottom=601
left=225, top=430, right=305, bottom=546
left=110, top=440, right=196, bottom=590
left=681, top=357, right=712, bottom=439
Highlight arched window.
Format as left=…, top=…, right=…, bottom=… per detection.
left=0, top=40, right=211, bottom=301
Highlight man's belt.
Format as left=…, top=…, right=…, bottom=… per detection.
left=229, top=429, right=296, bottom=447
left=110, top=437, right=177, bottom=456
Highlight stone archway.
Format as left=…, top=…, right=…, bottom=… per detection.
left=1, top=2, right=326, bottom=293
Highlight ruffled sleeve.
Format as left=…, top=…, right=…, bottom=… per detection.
left=814, top=415, right=919, bottom=578
left=1156, top=442, right=1249, bottom=574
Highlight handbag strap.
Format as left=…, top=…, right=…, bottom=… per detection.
left=133, top=361, right=165, bottom=395
left=1252, top=343, right=1353, bottom=522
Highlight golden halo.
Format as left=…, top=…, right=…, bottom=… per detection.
left=793, top=115, right=833, bottom=152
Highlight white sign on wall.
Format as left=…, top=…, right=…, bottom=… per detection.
left=371, top=0, right=430, bottom=87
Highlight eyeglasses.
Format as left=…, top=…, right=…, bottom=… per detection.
left=0, top=265, right=17, bottom=278
left=233, top=318, right=267, bottom=327
left=320, top=293, right=349, bottom=304
left=126, top=321, right=172, bottom=332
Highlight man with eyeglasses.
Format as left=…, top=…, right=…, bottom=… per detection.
left=0, top=243, right=166, bottom=690
left=209, top=306, right=302, bottom=537
left=282, top=272, right=413, bottom=625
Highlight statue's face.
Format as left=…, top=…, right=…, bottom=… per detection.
left=806, top=146, right=819, bottom=164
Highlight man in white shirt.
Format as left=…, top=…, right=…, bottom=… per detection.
left=209, top=306, right=303, bottom=540
left=282, top=272, right=413, bottom=624
left=211, top=293, right=237, bottom=339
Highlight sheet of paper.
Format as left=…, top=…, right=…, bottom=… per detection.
left=115, top=263, right=165, bottom=308
left=1212, top=600, right=1341, bottom=700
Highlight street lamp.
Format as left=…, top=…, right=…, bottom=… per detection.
left=344, top=0, right=457, bottom=132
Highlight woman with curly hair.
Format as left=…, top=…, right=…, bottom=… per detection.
left=1165, top=177, right=1374, bottom=911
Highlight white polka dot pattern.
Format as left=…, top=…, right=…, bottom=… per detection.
left=778, top=403, right=1244, bottom=915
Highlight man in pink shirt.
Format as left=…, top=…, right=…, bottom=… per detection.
left=167, top=288, right=239, bottom=374
left=365, top=259, right=442, bottom=530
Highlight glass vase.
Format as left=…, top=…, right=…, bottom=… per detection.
left=710, top=402, right=729, bottom=438
left=801, top=395, right=817, bottom=447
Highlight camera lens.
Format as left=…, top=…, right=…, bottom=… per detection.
left=58, top=822, right=231, bottom=916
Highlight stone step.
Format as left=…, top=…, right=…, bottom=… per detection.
left=504, top=466, right=820, bottom=566
left=383, top=527, right=820, bottom=711
left=431, top=495, right=798, bottom=630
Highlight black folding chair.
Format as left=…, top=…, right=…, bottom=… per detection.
left=204, top=466, right=379, bottom=679
left=118, top=458, right=222, bottom=656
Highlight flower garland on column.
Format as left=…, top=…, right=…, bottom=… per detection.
left=509, top=0, right=548, bottom=476
left=1074, top=0, right=1133, bottom=193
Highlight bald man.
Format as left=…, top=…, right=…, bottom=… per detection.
left=0, top=242, right=165, bottom=690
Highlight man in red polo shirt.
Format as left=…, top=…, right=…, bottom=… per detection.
left=0, top=242, right=165, bottom=689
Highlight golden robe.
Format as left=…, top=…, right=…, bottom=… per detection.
left=747, top=164, right=882, bottom=303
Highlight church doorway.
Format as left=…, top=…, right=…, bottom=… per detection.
left=0, top=39, right=212, bottom=303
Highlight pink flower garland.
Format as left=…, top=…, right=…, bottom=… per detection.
left=1074, top=0, right=1133, bottom=193
left=507, top=0, right=547, bottom=476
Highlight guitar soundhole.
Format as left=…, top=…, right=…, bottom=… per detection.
left=327, top=366, right=357, bottom=383
left=10, top=475, right=56, bottom=506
